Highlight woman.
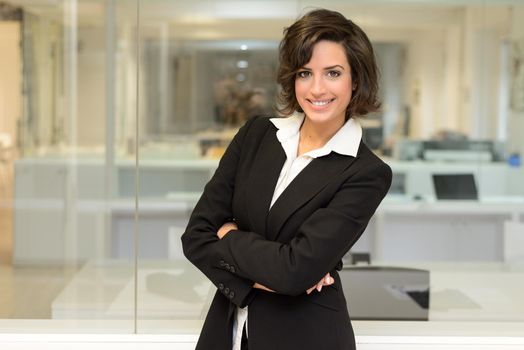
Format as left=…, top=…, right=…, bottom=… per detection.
left=182, top=8, right=392, bottom=350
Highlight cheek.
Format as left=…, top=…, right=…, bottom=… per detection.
left=339, top=81, right=353, bottom=103
left=294, top=81, right=305, bottom=98
left=294, top=82, right=308, bottom=108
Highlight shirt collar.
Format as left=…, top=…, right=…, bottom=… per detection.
left=270, top=113, right=362, bottom=158
left=270, top=112, right=304, bottom=143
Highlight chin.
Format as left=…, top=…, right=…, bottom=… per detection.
left=304, top=111, right=342, bottom=124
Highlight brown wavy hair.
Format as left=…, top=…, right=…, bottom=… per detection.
left=276, top=8, right=380, bottom=119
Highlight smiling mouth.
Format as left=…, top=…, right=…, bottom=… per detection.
left=308, top=99, right=335, bottom=106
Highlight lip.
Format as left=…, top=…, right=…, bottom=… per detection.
left=307, top=98, right=335, bottom=110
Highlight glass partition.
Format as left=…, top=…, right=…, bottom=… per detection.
left=0, top=0, right=523, bottom=338
left=0, top=0, right=138, bottom=332
left=135, top=0, right=524, bottom=332
left=134, top=1, right=278, bottom=333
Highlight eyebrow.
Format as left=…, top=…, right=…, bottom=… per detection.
left=300, top=65, right=345, bottom=71
left=325, top=65, right=345, bottom=70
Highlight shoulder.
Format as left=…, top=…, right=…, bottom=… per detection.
left=357, top=141, right=389, bottom=168
left=229, top=115, right=278, bottom=155
left=355, top=141, right=393, bottom=183
left=236, top=115, right=277, bottom=142
left=245, top=115, right=276, bottom=132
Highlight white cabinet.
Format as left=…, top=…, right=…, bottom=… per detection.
left=13, top=159, right=107, bottom=264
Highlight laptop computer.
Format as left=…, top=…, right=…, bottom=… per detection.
left=432, top=173, right=478, bottom=200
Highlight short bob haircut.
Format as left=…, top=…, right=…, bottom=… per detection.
left=277, top=8, right=380, bottom=119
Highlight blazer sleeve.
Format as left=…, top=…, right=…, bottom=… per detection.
left=213, top=160, right=392, bottom=296
left=181, top=117, right=259, bottom=308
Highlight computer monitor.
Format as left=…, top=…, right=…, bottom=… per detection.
left=389, top=172, right=406, bottom=195
left=432, top=173, right=478, bottom=200
left=362, top=126, right=383, bottom=150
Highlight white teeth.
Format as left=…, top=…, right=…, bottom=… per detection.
left=311, top=100, right=331, bottom=106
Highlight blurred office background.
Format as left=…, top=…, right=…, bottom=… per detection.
left=0, top=0, right=523, bottom=337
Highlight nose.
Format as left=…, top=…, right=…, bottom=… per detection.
left=310, top=75, right=326, bottom=96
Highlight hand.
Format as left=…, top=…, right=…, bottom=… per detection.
left=217, top=222, right=238, bottom=239
left=306, top=273, right=334, bottom=294
left=253, top=282, right=275, bottom=293
left=253, top=273, right=333, bottom=294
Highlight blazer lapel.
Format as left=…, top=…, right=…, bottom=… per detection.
left=266, top=152, right=357, bottom=242
left=246, top=128, right=286, bottom=236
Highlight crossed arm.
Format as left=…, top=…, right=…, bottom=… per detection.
left=216, top=222, right=334, bottom=294
left=209, top=160, right=391, bottom=297
left=181, top=118, right=340, bottom=306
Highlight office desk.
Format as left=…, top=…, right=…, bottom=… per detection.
left=376, top=261, right=524, bottom=322
left=366, top=197, right=524, bottom=262
left=7, top=261, right=523, bottom=349
left=44, top=261, right=524, bottom=347
left=11, top=157, right=524, bottom=264
left=51, top=260, right=524, bottom=322
left=8, top=194, right=523, bottom=264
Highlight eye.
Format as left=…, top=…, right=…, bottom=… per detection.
left=327, top=70, right=341, bottom=78
left=297, top=70, right=311, bottom=79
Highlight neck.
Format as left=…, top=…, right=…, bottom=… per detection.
left=298, top=117, right=345, bottom=155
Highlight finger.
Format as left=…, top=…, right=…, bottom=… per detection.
left=309, top=277, right=326, bottom=294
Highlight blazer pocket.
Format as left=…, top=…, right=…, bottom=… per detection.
left=304, top=285, right=342, bottom=312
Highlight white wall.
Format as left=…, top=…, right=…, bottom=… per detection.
left=21, top=15, right=62, bottom=152
left=508, top=6, right=524, bottom=156
left=77, top=26, right=106, bottom=147
left=0, top=21, right=21, bottom=147
left=461, top=6, right=511, bottom=140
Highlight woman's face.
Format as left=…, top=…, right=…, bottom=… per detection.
left=294, top=40, right=353, bottom=127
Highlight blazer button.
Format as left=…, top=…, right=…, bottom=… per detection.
left=229, top=291, right=235, bottom=299
left=224, top=287, right=230, bottom=294
left=230, top=265, right=236, bottom=273
left=225, top=263, right=230, bottom=270
left=218, top=283, right=224, bottom=290
left=219, top=260, right=226, bottom=267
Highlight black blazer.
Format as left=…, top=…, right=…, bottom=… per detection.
left=182, top=116, right=392, bottom=350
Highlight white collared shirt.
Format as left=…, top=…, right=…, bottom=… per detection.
left=269, top=113, right=362, bottom=207
left=232, top=113, right=362, bottom=350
